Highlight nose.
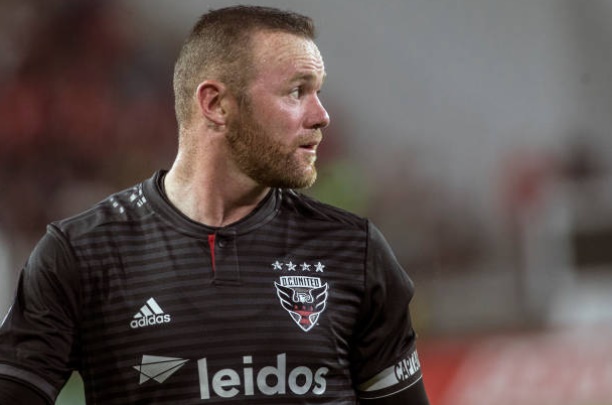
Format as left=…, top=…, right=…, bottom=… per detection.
left=308, top=94, right=330, bottom=130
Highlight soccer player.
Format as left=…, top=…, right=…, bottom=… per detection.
left=0, top=6, right=430, bottom=404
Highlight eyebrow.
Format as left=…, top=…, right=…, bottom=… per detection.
left=290, top=71, right=327, bottom=85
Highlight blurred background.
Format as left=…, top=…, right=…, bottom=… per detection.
left=1, top=0, right=611, bottom=404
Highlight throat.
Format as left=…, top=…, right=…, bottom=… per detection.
left=163, top=169, right=270, bottom=227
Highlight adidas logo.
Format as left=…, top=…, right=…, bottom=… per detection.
left=130, top=298, right=171, bottom=329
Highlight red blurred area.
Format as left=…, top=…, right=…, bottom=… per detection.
left=420, top=328, right=612, bottom=405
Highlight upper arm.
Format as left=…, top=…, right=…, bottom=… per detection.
left=351, top=222, right=429, bottom=404
left=0, top=226, right=81, bottom=403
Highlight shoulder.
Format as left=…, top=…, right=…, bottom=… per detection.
left=280, top=189, right=368, bottom=231
left=52, top=178, right=151, bottom=242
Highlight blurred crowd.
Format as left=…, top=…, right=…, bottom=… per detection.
left=0, top=0, right=176, bottom=247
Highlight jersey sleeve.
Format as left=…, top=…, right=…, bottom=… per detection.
left=0, top=377, right=51, bottom=405
left=0, top=225, right=81, bottom=403
left=351, top=221, right=429, bottom=404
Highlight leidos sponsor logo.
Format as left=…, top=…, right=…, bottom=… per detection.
left=134, top=353, right=329, bottom=400
left=198, top=353, right=328, bottom=400
left=130, top=298, right=171, bottom=329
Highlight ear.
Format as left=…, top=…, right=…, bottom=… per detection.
left=195, top=80, right=233, bottom=127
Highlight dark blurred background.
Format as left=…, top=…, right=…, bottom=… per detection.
left=1, top=1, right=611, bottom=404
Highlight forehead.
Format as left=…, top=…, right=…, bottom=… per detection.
left=249, top=31, right=325, bottom=84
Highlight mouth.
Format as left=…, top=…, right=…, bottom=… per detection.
left=299, top=142, right=319, bottom=152
left=299, top=133, right=322, bottom=153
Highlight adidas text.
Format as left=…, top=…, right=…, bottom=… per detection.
left=198, top=353, right=328, bottom=400
left=130, top=298, right=171, bottom=329
left=130, top=314, right=171, bottom=329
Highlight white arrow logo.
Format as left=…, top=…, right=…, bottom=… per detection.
left=133, top=355, right=188, bottom=384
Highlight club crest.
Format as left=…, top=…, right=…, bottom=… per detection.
left=274, top=276, right=328, bottom=332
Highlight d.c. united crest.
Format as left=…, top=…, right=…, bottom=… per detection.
left=274, top=276, right=328, bottom=332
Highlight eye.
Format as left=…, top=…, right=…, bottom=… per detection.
left=289, top=87, right=302, bottom=99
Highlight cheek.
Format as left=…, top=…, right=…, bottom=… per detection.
left=260, top=100, right=304, bottom=130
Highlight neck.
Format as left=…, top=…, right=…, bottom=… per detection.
left=164, top=148, right=270, bottom=228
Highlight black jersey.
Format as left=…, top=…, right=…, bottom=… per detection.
left=0, top=171, right=425, bottom=404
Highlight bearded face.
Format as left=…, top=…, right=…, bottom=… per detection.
left=223, top=32, right=328, bottom=189
left=226, top=97, right=321, bottom=189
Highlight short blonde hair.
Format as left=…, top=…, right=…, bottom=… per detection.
left=172, top=5, right=316, bottom=127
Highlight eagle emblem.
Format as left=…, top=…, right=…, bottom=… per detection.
left=274, top=276, right=329, bottom=332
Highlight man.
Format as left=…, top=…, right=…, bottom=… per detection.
left=0, top=6, right=429, bottom=404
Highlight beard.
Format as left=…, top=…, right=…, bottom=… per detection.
left=226, top=100, right=320, bottom=189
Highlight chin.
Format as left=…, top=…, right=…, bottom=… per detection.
left=294, top=171, right=318, bottom=189
left=271, top=170, right=317, bottom=189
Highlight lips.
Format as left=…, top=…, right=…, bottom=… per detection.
left=299, top=132, right=322, bottom=151
left=300, top=142, right=318, bottom=151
